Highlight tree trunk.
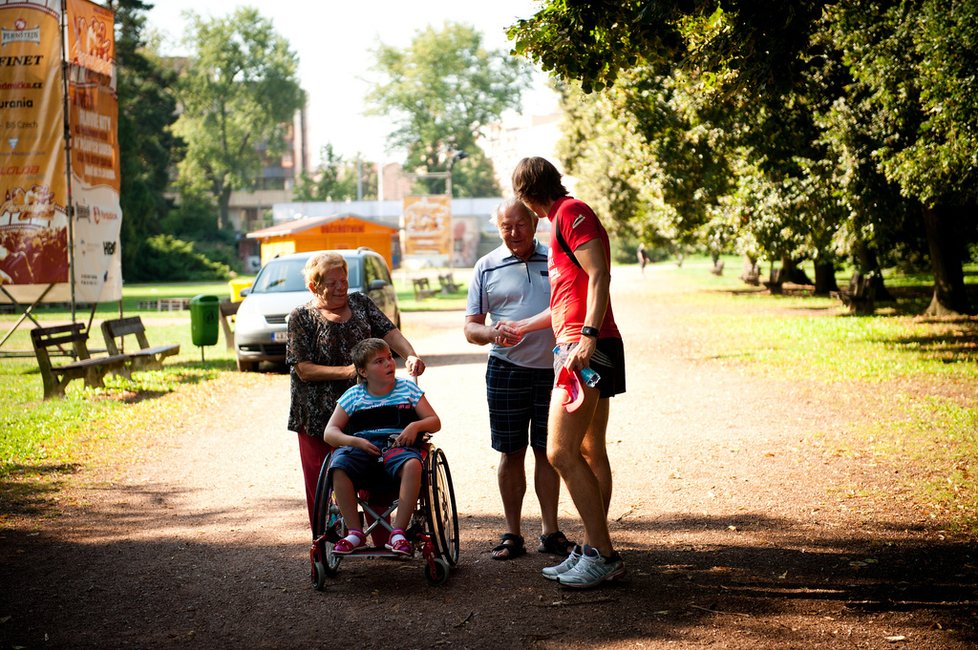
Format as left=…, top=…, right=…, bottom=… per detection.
left=813, top=259, right=839, bottom=295
left=740, top=256, right=760, bottom=285
left=851, top=241, right=894, bottom=301
left=922, top=204, right=971, bottom=316
left=218, top=184, right=233, bottom=232
left=780, top=257, right=813, bottom=285
left=765, top=261, right=783, bottom=294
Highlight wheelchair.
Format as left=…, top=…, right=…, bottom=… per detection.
left=309, top=434, right=459, bottom=589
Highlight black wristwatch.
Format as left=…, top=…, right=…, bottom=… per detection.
left=581, top=326, right=599, bottom=338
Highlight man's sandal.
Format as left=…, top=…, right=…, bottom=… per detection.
left=491, top=533, right=526, bottom=560
left=538, top=530, right=576, bottom=556
left=333, top=529, right=366, bottom=555
left=386, top=529, right=413, bottom=556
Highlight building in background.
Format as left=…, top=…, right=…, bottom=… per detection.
left=246, top=214, right=399, bottom=269
left=268, top=198, right=503, bottom=269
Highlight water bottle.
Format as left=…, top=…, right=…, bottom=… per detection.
left=580, top=367, right=600, bottom=388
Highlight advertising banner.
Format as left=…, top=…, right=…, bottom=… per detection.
left=65, top=0, right=121, bottom=303
left=0, top=0, right=121, bottom=305
left=0, top=1, right=69, bottom=288
left=401, top=195, right=452, bottom=258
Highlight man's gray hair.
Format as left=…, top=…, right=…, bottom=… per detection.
left=492, top=198, right=538, bottom=227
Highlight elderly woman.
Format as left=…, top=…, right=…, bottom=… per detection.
left=287, top=251, right=425, bottom=531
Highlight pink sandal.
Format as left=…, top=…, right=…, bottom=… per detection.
left=333, top=529, right=366, bottom=555
left=386, top=529, right=412, bottom=556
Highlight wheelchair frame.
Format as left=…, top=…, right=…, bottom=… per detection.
left=309, top=437, right=459, bottom=589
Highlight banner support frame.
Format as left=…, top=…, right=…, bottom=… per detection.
left=0, top=283, right=55, bottom=354
left=59, top=0, right=77, bottom=324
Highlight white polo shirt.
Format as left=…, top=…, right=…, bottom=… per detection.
left=466, top=241, right=555, bottom=369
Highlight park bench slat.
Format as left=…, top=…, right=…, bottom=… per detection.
left=101, top=316, right=179, bottom=372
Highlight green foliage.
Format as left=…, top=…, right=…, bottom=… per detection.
left=512, top=0, right=978, bottom=314
left=440, top=149, right=500, bottom=199
left=831, top=2, right=978, bottom=207
left=133, top=235, right=232, bottom=282
left=293, top=144, right=374, bottom=202
left=172, top=7, right=305, bottom=229
left=109, top=0, right=179, bottom=281
left=366, top=22, right=529, bottom=196
left=508, top=1, right=822, bottom=96
left=160, top=188, right=219, bottom=241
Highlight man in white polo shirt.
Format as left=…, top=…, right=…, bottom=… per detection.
left=464, top=199, right=576, bottom=561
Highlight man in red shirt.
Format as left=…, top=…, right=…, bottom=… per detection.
left=510, top=157, right=627, bottom=588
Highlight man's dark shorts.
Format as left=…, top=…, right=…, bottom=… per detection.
left=553, top=337, right=626, bottom=399
left=486, top=355, right=554, bottom=453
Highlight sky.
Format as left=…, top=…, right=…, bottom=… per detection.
left=145, top=1, right=557, bottom=167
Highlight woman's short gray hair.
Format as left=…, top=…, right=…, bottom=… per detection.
left=303, top=252, right=348, bottom=289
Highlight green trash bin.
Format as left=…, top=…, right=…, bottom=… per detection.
left=190, top=294, right=220, bottom=348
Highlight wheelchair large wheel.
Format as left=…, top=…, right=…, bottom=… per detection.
left=311, top=456, right=343, bottom=588
left=426, top=447, right=459, bottom=567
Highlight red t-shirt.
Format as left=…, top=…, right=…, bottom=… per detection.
left=547, top=197, right=621, bottom=344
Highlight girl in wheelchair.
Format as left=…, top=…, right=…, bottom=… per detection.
left=322, top=338, right=441, bottom=556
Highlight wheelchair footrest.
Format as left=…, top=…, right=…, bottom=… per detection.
left=345, top=546, right=413, bottom=560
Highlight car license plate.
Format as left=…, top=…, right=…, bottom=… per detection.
left=273, top=331, right=287, bottom=343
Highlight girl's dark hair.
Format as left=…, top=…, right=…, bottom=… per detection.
left=512, top=157, right=568, bottom=205
left=351, top=338, right=390, bottom=383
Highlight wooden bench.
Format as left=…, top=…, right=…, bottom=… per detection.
left=831, top=273, right=875, bottom=314
left=437, top=273, right=460, bottom=294
left=31, top=323, right=131, bottom=399
left=412, top=278, right=436, bottom=300
left=101, top=316, right=180, bottom=371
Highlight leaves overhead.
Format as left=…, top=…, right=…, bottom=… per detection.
left=510, top=0, right=977, bottom=314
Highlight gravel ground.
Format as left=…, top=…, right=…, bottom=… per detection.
left=1, top=264, right=976, bottom=649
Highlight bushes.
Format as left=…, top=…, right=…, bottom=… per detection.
left=130, top=234, right=232, bottom=282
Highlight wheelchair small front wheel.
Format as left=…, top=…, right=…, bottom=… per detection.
left=312, top=558, right=328, bottom=591
left=424, top=557, right=450, bottom=586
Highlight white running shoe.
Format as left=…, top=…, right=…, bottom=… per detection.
left=556, top=545, right=625, bottom=588
left=541, top=544, right=583, bottom=581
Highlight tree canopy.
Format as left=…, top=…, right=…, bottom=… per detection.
left=171, top=8, right=304, bottom=229
left=109, top=0, right=179, bottom=281
left=293, top=145, right=376, bottom=202
left=366, top=22, right=531, bottom=197
left=510, top=1, right=977, bottom=315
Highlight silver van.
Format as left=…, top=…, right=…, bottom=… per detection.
left=233, top=249, right=400, bottom=371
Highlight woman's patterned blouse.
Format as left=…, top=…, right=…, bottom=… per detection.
left=286, top=292, right=396, bottom=438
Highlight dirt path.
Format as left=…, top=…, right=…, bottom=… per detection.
left=2, top=265, right=976, bottom=649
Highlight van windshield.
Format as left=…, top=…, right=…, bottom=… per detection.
left=251, top=257, right=360, bottom=294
